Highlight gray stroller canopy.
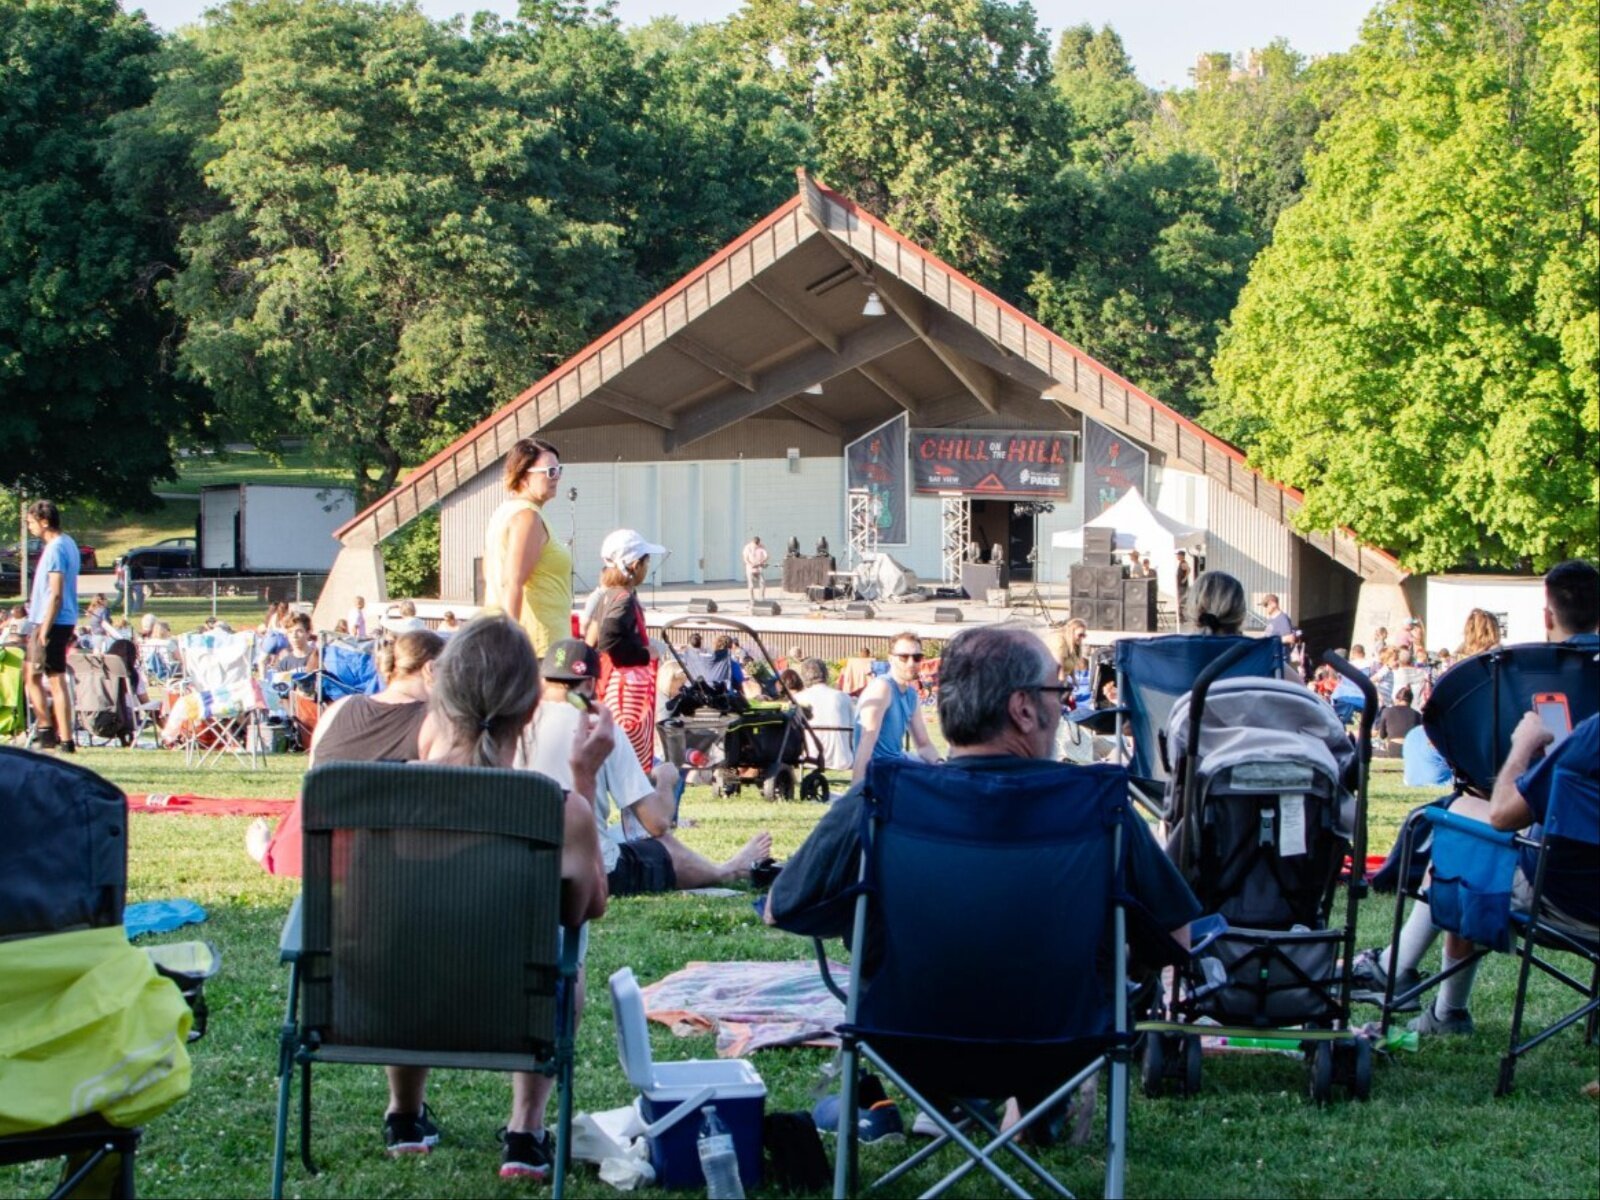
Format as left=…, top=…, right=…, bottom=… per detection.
left=1167, top=677, right=1356, bottom=792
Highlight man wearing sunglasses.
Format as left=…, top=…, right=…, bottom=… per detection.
left=851, top=631, right=941, bottom=784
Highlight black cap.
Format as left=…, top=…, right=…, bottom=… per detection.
left=542, top=638, right=600, bottom=684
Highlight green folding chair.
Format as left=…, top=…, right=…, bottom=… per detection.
left=270, top=761, right=578, bottom=1197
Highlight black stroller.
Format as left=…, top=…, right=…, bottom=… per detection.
left=656, top=616, right=830, bottom=802
left=1143, top=647, right=1379, bottom=1103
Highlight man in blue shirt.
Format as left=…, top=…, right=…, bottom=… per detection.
left=22, top=500, right=81, bottom=752
left=851, top=631, right=939, bottom=784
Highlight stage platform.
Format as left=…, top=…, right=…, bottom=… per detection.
left=410, top=580, right=1174, bottom=662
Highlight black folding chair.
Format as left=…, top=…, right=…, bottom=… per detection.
left=270, top=761, right=579, bottom=1197
left=815, top=757, right=1165, bottom=1199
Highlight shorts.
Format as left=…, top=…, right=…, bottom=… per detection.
left=25, top=624, right=73, bottom=674
left=607, top=839, right=676, bottom=897
left=1512, top=867, right=1600, bottom=939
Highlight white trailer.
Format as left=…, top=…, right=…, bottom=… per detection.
left=198, top=484, right=357, bottom=574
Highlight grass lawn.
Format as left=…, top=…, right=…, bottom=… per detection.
left=3, top=752, right=1596, bottom=1199
left=160, top=447, right=352, bottom=497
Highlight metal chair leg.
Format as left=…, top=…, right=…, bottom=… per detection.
left=299, top=1060, right=316, bottom=1175
left=833, top=1041, right=860, bottom=1200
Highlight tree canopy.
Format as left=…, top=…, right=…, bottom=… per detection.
left=1210, top=0, right=1599, bottom=571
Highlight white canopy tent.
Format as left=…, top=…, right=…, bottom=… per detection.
left=1052, top=488, right=1204, bottom=607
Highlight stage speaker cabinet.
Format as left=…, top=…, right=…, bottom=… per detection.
left=687, top=598, right=718, bottom=614
left=933, top=606, right=964, bottom=624
left=1082, top=527, right=1114, bottom=555
left=806, top=585, right=836, bottom=602
left=1070, top=565, right=1096, bottom=598
left=1123, top=601, right=1155, bottom=633
left=1070, top=597, right=1097, bottom=623
left=1094, top=564, right=1126, bottom=599
left=1122, top=577, right=1156, bottom=608
left=845, top=602, right=876, bottom=620
left=752, top=600, right=781, bottom=616
left=1094, top=599, right=1123, bottom=631
left=1082, top=549, right=1117, bottom=567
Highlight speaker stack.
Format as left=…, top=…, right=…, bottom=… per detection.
left=1123, top=577, right=1156, bottom=633
left=1080, top=527, right=1116, bottom=566
left=1068, top=557, right=1136, bottom=631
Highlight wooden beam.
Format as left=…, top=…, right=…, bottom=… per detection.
left=779, top=399, right=844, bottom=436
left=750, top=279, right=840, bottom=354
left=591, top=385, right=675, bottom=430
left=666, top=317, right=916, bottom=451
left=926, top=311, right=1054, bottom=390
left=856, top=362, right=921, bottom=415
left=870, top=277, right=999, bottom=413
left=672, top=334, right=756, bottom=392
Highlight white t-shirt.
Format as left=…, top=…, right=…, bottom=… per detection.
left=347, top=607, right=368, bottom=637
left=743, top=542, right=768, bottom=571
left=797, top=683, right=856, bottom=770
left=514, top=701, right=655, bottom=873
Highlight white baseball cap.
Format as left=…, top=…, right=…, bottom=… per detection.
left=600, top=529, right=667, bottom=570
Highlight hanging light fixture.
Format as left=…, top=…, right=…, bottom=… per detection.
left=861, top=289, right=886, bottom=318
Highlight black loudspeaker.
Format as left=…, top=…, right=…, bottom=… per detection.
left=1122, top=577, right=1155, bottom=607
left=1095, top=599, right=1123, bottom=630
left=806, top=585, right=836, bottom=602
left=1081, top=550, right=1116, bottom=567
left=1123, top=602, right=1155, bottom=633
left=1070, top=597, right=1097, bottom=623
left=1070, top=565, right=1096, bottom=598
left=1094, top=565, right=1125, bottom=599
left=934, top=607, right=964, bottom=623
left=1082, top=527, right=1114, bottom=554
left=845, top=603, right=876, bottom=619
left=752, top=600, right=782, bottom=616
left=687, top=598, right=718, bottom=614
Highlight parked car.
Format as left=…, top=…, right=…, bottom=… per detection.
left=115, top=538, right=199, bottom=584
left=0, top=536, right=99, bottom=590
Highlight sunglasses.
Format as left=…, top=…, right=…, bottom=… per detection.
left=525, top=464, right=563, bottom=480
left=891, top=652, right=924, bottom=663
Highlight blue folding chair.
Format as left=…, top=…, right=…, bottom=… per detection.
left=315, top=637, right=380, bottom=704
left=815, top=758, right=1160, bottom=1200
left=1097, top=635, right=1285, bottom=815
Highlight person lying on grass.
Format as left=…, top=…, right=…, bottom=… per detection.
left=517, top=637, right=771, bottom=895
left=383, top=615, right=611, bottom=1182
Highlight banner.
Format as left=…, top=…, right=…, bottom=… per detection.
left=845, top=413, right=908, bottom=545
left=909, top=429, right=1073, bottom=496
left=1081, top=418, right=1147, bottom=521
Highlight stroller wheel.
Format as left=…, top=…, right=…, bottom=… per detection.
left=1350, top=1037, right=1373, bottom=1102
left=800, top=769, right=831, bottom=804
left=1140, top=1032, right=1167, bottom=1098
left=760, top=768, right=795, bottom=802
left=716, top=769, right=741, bottom=797
left=1308, top=1041, right=1334, bottom=1106
left=1181, top=1034, right=1203, bottom=1098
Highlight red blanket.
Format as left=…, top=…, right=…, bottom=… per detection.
left=127, top=793, right=294, bottom=818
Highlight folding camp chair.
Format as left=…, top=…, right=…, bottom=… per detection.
left=1096, top=634, right=1285, bottom=815
left=173, top=631, right=265, bottom=767
left=0, top=645, right=26, bottom=739
left=816, top=757, right=1155, bottom=1200
left=271, top=762, right=579, bottom=1199
left=67, top=649, right=137, bottom=747
left=1373, top=641, right=1599, bottom=1043
left=0, top=747, right=194, bottom=1199
left=315, top=636, right=380, bottom=706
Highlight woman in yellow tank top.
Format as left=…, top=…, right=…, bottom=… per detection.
left=484, top=437, right=573, bottom=656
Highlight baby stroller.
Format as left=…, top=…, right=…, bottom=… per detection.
left=1143, top=646, right=1378, bottom=1103
left=68, top=648, right=136, bottom=747
left=656, top=616, right=830, bottom=802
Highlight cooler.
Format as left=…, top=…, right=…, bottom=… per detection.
left=609, top=967, right=766, bottom=1189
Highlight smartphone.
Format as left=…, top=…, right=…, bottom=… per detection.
left=567, top=690, right=595, bottom=714
left=1534, top=692, right=1572, bottom=747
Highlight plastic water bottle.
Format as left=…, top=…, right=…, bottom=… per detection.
left=696, top=1106, right=744, bottom=1199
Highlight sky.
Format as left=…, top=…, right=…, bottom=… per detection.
left=131, top=0, right=1376, bottom=89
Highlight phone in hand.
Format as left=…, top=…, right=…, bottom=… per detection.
left=1533, top=692, right=1572, bottom=747
left=567, top=690, right=595, bottom=714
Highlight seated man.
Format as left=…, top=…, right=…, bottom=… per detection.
left=851, top=631, right=940, bottom=784
left=769, top=623, right=1199, bottom=953
left=1354, top=558, right=1600, bottom=1031
left=518, top=639, right=771, bottom=894
left=767, top=625, right=1201, bottom=1135
left=794, top=657, right=855, bottom=771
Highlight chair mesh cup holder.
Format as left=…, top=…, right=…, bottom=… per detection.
left=146, top=941, right=222, bottom=1042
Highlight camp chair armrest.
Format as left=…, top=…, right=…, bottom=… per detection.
left=1424, top=807, right=1518, bottom=847
left=1070, top=705, right=1126, bottom=735
left=279, top=895, right=304, bottom=964
left=813, top=938, right=848, bottom=1005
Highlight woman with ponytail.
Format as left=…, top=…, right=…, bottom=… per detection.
left=1186, top=571, right=1247, bottom=636
left=384, top=614, right=614, bottom=1181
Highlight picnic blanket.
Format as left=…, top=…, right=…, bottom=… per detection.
left=129, top=794, right=294, bottom=817
left=641, top=960, right=846, bottom=1057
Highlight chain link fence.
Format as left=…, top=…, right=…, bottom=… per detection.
left=119, top=573, right=329, bottom=616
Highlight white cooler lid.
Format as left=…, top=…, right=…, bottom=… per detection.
left=609, top=967, right=657, bottom=1090
left=609, top=967, right=766, bottom=1098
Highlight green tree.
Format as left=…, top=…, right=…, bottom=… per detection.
left=1051, top=23, right=1152, bottom=170
left=727, top=0, right=1069, bottom=296
left=162, top=0, right=634, bottom=500
left=1210, top=0, right=1599, bottom=571
left=0, top=0, right=205, bottom=510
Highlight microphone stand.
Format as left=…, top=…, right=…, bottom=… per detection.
left=566, top=486, right=589, bottom=593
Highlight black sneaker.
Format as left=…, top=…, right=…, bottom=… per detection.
left=56, top=738, right=75, bottom=754
left=31, top=726, right=59, bottom=750
left=499, top=1127, right=552, bottom=1180
left=1348, top=948, right=1421, bottom=1012
left=383, top=1105, right=441, bottom=1156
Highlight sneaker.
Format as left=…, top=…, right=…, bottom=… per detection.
left=499, top=1128, right=552, bottom=1180
left=55, top=738, right=75, bottom=754
left=1348, top=948, right=1421, bottom=1012
left=1408, top=1005, right=1474, bottom=1037
left=813, top=1076, right=905, bottom=1146
left=31, top=726, right=59, bottom=750
left=383, top=1105, right=441, bottom=1156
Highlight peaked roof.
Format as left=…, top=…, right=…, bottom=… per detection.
left=335, top=169, right=1404, bottom=584
left=1053, top=488, right=1205, bottom=552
